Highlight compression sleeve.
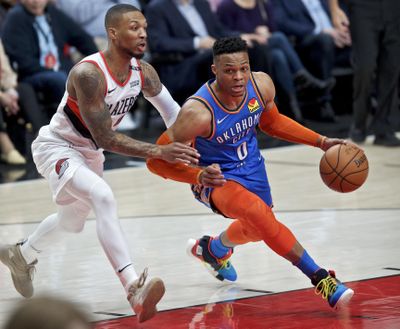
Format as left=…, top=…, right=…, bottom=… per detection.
left=259, top=103, right=325, bottom=147
left=144, top=85, right=180, bottom=128
left=146, top=132, right=203, bottom=184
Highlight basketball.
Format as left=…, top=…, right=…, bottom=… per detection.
left=319, top=143, right=369, bottom=193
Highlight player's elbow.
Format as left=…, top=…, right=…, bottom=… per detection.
left=146, top=158, right=167, bottom=179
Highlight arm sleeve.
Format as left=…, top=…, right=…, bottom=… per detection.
left=259, top=103, right=324, bottom=147
left=146, top=132, right=203, bottom=184
left=144, top=85, right=180, bottom=128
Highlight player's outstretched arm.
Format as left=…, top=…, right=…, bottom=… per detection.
left=147, top=100, right=226, bottom=188
left=253, top=72, right=327, bottom=148
left=140, top=60, right=180, bottom=128
left=70, top=62, right=199, bottom=164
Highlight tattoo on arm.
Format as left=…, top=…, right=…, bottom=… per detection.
left=140, top=60, right=162, bottom=97
left=73, top=63, right=159, bottom=158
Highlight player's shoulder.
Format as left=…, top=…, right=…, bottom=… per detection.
left=138, top=59, right=163, bottom=96
left=71, top=61, right=104, bottom=80
left=180, top=97, right=212, bottom=120
left=251, top=71, right=275, bottom=102
left=251, top=71, right=273, bottom=87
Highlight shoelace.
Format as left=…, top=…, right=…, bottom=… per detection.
left=315, top=276, right=337, bottom=300
left=137, top=267, right=148, bottom=288
left=127, top=268, right=148, bottom=301
left=218, top=259, right=230, bottom=270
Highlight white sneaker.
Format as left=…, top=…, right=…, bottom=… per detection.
left=127, top=268, right=165, bottom=323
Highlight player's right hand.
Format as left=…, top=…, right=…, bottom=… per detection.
left=159, top=142, right=200, bottom=164
left=199, top=164, right=226, bottom=187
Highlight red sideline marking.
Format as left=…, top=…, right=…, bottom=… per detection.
left=95, top=275, right=400, bottom=329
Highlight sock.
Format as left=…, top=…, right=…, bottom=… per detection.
left=20, top=239, right=40, bottom=264
left=117, top=264, right=138, bottom=293
left=294, top=250, right=320, bottom=278
left=210, top=235, right=231, bottom=258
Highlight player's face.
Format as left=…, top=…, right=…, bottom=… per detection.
left=212, top=52, right=250, bottom=97
left=21, top=0, right=48, bottom=15
left=112, top=11, right=147, bottom=59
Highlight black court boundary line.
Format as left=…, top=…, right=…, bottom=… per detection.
left=93, top=273, right=400, bottom=323
left=2, top=207, right=400, bottom=227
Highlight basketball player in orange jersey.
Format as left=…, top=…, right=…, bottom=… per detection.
left=0, top=4, right=199, bottom=323
left=147, top=36, right=355, bottom=310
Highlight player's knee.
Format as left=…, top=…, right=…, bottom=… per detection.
left=243, top=200, right=279, bottom=238
left=89, top=182, right=116, bottom=209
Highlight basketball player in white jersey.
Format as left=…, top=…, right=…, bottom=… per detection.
left=0, top=4, right=199, bottom=323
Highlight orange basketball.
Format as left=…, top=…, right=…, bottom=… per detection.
left=319, top=143, right=369, bottom=193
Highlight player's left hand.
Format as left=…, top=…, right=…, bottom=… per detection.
left=199, top=163, right=226, bottom=187
left=320, top=137, right=347, bottom=152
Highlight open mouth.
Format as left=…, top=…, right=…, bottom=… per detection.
left=137, top=42, right=146, bottom=52
left=232, top=85, right=244, bottom=93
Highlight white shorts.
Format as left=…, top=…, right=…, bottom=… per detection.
left=32, top=126, right=105, bottom=205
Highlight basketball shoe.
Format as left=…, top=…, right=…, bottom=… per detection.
left=187, top=235, right=237, bottom=282
left=312, top=269, right=354, bottom=310
left=0, top=242, right=37, bottom=298
left=127, top=268, right=165, bottom=323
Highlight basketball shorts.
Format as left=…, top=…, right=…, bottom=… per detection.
left=191, top=167, right=273, bottom=216
left=32, top=126, right=105, bottom=205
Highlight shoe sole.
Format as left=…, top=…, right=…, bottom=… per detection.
left=186, top=239, right=223, bottom=281
left=334, top=288, right=354, bottom=310
left=134, top=278, right=165, bottom=323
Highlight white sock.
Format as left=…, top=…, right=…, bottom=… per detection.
left=20, top=213, right=61, bottom=264
left=20, top=240, right=41, bottom=264
left=117, top=264, right=138, bottom=293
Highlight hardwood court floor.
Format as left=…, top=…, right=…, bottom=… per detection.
left=0, top=139, right=399, bottom=328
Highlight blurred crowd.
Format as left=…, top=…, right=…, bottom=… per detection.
left=0, top=0, right=399, bottom=169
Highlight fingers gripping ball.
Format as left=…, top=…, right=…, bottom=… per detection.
left=319, top=144, right=369, bottom=193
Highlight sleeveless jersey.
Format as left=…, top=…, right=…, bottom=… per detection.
left=190, top=74, right=273, bottom=210
left=48, top=51, right=144, bottom=149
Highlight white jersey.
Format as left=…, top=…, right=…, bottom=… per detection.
left=32, top=52, right=144, bottom=204
left=49, top=51, right=144, bottom=149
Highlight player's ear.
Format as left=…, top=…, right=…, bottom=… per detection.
left=107, top=27, right=117, bottom=41
left=211, top=64, right=216, bottom=76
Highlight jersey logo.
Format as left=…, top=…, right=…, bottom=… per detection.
left=130, top=80, right=139, bottom=88
left=217, top=114, right=229, bottom=124
left=248, top=98, right=260, bottom=113
left=107, top=87, right=117, bottom=94
left=55, top=158, right=69, bottom=179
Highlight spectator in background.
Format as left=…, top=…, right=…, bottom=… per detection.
left=216, top=0, right=335, bottom=122
left=0, top=40, right=48, bottom=136
left=3, top=296, right=93, bottom=329
left=329, top=0, right=400, bottom=146
left=0, top=110, right=26, bottom=165
left=55, top=0, right=142, bottom=51
left=146, top=0, right=263, bottom=103
left=272, top=0, right=351, bottom=121
left=0, top=0, right=16, bottom=31
left=1, top=0, right=98, bottom=108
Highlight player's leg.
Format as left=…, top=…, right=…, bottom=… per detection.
left=0, top=198, right=91, bottom=298
left=63, top=165, right=164, bottom=322
left=212, top=181, right=353, bottom=309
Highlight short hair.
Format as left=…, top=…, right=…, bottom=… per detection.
left=105, top=4, right=141, bottom=29
left=213, top=36, right=248, bottom=57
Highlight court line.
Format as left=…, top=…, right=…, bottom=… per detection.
left=1, top=208, right=399, bottom=227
